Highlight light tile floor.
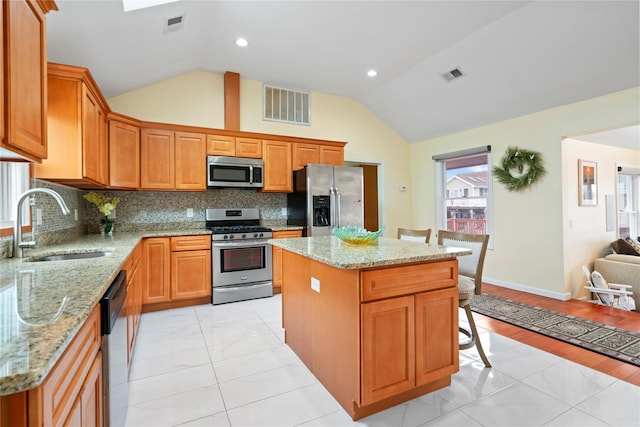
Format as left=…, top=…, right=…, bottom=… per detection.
left=124, top=294, right=640, bottom=427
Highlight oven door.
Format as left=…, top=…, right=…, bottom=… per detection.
left=212, top=239, right=273, bottom=287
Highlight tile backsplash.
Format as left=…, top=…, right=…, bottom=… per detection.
left=1, top=180, right=287, bottom=257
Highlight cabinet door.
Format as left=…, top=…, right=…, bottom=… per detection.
left=206, top=134, right=235, bottom=156
left=141, top=237, right=171, bottom=305
left=415, top=288, right=458, bottom=386
left=262, top=140, right=292, bottom=192
left=320, top=146, right=344, bottom=166
left=235, top=137, right=262, bottom=158
left=109, top=120, right=140, bottom=189
left=170, top=249, right=211, bottom=300
left=140, top=128, right=174, bottom=190
left=292, top=143, right=319, bottom=171
left=175, top=131, right=206, bottom=190
left=3, top=0, right=48, bottom=160
left=272, top=230, right=302, bottom=293
left=82, top=86, right=106, bottom=185
left=361, top=295, right=415, bottom=405
left=79, top=352, right=103, bottom=427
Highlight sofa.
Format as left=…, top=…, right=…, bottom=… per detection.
left=594, top=238, right=640, bottom=312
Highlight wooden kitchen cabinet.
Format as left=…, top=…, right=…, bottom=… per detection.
left=125, top=243, right=142, bottom=366
left=175, top=131, right=206, bottom=190
left=142, top=235, right=211, bottom=312
left=291, top=143, right=344, bottom=171
left=109, top=115, right=140, bottom=189
left=38, top=63, right=109, bottom=188
left=140, top=128, right=206, bottom=190
left=271, top=229, right=302, bottom=293
left=281, top=251, right=459, bottom=419
left=207, top=134, right=262, bottom=158
left=0, top=0, right=57, bottom=162
left=262, top=140, right=292, bottom=192
left=141, top=237, right=171, bottom=305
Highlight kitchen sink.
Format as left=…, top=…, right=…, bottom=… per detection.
left=29, top=251, right=112, bottom=262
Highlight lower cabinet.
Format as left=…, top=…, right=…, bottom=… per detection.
left=0, top=305, right=104, bottom=427
left=125, top=242, right=142, bottom=366
left=142, top=235, right=211, bottom=312
left=271, top=229, right=302, bottom=294
left=361, top=287, right=458, bottom=405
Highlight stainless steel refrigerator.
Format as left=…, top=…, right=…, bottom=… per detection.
left=287, top=164, right=364, bottom=236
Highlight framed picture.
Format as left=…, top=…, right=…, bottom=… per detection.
left=579, top=160, right=597, bottom=206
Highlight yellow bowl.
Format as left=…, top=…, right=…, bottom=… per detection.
left=332, top=226, right=384, bottom=245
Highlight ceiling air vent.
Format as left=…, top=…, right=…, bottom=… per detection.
left=164, top=14, right=185, bottom=34
left=263, top=85, right=310, bottom=126
left=442, top=67, right=465, bottom=83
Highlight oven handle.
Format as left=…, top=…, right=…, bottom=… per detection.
left=211, top=240, right=271, bottom=248
left=215, top=282, right=272, bottom=292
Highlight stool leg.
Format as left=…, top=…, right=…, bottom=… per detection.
left=464, top=304, right=492, bottom=368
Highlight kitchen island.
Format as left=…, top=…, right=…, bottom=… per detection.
left=269, top=235, right=471, bottom=420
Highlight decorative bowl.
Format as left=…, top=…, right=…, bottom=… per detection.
left=332, top=226, right=384, bottom=245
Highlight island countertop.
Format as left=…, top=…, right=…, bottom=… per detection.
left=269, top=235, right=471, bottom=269
left=0, top=228, right=210, bottom=396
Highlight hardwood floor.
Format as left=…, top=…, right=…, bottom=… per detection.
left=478, top=283, right=640, bottom=386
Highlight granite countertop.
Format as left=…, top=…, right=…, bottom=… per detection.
left=268, top=236, right=472, bottom=269
left=0, top=228, right=210, bottom=396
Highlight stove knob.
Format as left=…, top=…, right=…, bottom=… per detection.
left=253, top=233, right=259, bottom=238
left=258, top=233, right=264, bottom=238
left=228, top=234, right=234, bottom=240
left=242, top=233, right=247, bottom=239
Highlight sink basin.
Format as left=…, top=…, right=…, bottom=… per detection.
left=30, top=251, right=112, bottom=262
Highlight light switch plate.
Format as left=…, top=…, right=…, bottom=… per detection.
left=311, top=277, right=320, bottom=293
left=187, top=208, right=194, bottom=218
left=36, top=209, right=43, bottom=225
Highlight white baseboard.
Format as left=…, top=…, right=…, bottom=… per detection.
left=484, top=277, right=572, bottom=301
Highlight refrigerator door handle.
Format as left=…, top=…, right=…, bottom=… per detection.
left=329, top=187, right=336, bottom=227
left=334, top=187, right=341, bottom=228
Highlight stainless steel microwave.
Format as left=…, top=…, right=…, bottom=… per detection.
left=207, top=156, right=264, bottom=188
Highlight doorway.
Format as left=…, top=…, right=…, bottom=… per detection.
left=345, top=161, right=382, bottom=232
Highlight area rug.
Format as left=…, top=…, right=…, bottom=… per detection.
left=469, top=293, right=640, bottom=367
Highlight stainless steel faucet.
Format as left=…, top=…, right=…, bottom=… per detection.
left=13, top=188, right=71, bottom=258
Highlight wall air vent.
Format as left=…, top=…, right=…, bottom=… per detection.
left=263, top=85, right=310, bottom=126
left=442, top=67, right=465, bottom=83
left=164, top=14, right=185, bottom=34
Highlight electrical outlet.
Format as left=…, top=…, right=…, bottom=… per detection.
left=281, top=207, right=287, bottom=217
left=107, top=209, right=116, bottom=220
left=187, top=208, right=194, bottom=218
left=74, top=209, right=78, bottom=221
left=36, top=209, right=43, bottom=225
left=311, top=277, right=320, bottom=293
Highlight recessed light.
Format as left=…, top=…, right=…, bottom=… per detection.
left=235, top=38, right=248, bottom=47
left=367, top=70, right=377, bottom=77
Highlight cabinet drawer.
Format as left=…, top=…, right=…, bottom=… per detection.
left=37, top=305, right=101, bottom=427
left=272, top=230, right=302, bottom=239
left=361, top=261, right=457, bottom=302
left=170, top=235, right=211, bottom=251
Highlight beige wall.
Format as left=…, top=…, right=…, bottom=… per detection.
left=108, top=71, right=413, bottom=235
left=410, top=88, right=639, bottom=299
left=562, top=139, right=640, bottom=300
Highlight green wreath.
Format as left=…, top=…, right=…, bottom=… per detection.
left=492, top=146, right=546, bottom=192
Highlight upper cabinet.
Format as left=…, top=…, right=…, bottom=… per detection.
left=0, top=0, right=58, bottom=162
left=206, top=134, right=262, bottom=158
left=109, top=114, right=140, bottom=189
left=37, top=63, right=109, bottom=187
left=292, top=142, right=344, bottom=171
left=141, top=128, right=206, bottom=191
left=262, top=140, right=292, bottom=192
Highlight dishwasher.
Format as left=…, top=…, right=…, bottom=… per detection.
left=100, top=270, right=128, bottom=427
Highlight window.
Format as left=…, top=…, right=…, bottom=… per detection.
left=617, top=165, right=640, bottom=239
left=0, top=162, right=31, bottom=232
left=433, top=146, right=493, bottom=244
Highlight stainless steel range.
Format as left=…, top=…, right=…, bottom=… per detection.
left=206, top=208, right=273, bottom=305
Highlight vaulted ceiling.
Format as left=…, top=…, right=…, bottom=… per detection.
left=46, top=1, right=639, bottom=144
